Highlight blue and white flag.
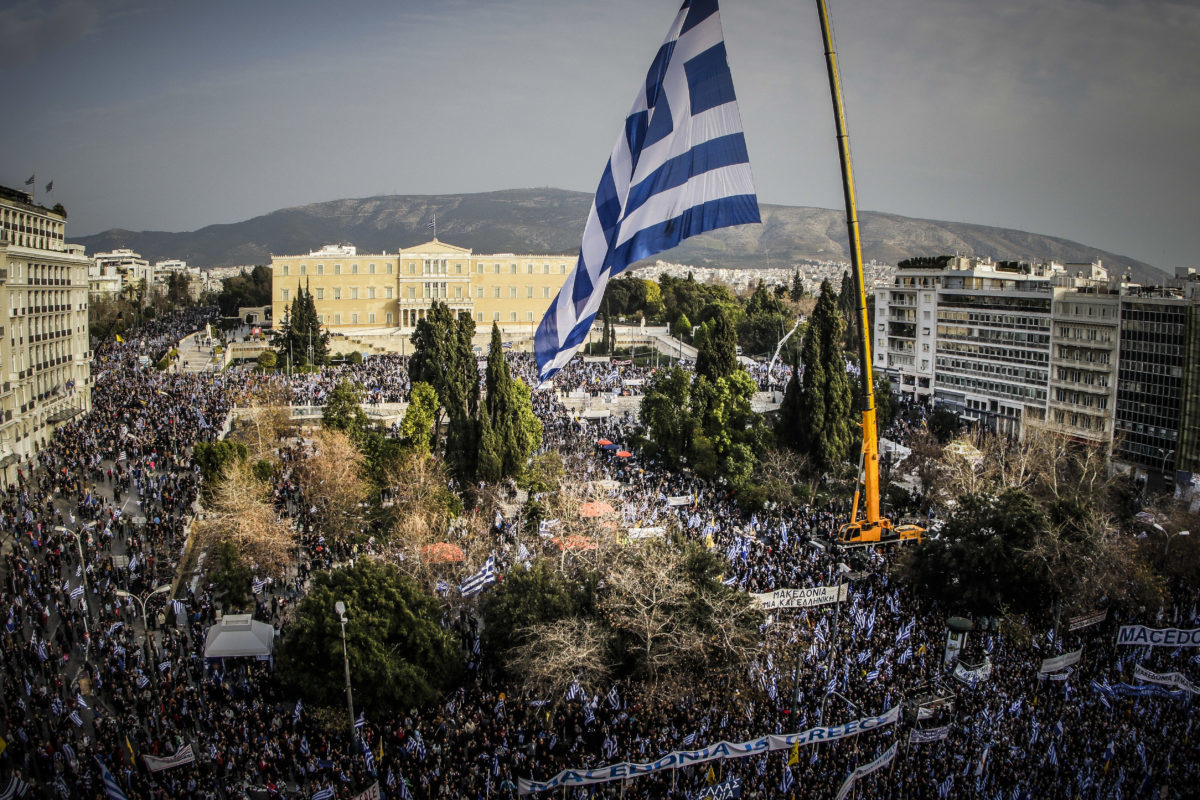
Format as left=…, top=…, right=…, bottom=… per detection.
left=460, top=555, right=497, bottom=597
left=534, top=0, right=759, bottom=383
left=95, top=757, right=130, bottom=800
left=355, top=711, right=366, bottom=730
left=293, top=699, right=303, bottom=725
left=311, top=787, right=334, bottom=800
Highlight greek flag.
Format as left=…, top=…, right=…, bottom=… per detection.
left=0, top=773, right=30, bottom=800
left=294, top=699, right=303, bottom=725
left=95, top=757, right=130, bottom=800
left=607, top=685, right=621, bottom=710
left=682, top=731, right=696, bottom=746
left=106, top=621, right=123, bottom=637
left=533, top=0, right=759, bottom=383
left=252, top=577, right=266, bottom=595
left=866, top=669, right=880, bottom=682
left=460, top=555, right=497, bottom=597
left=71, top=584, right=84, bottom=599
left=311, top=787, right=334, bottom=800
left=779, top=766, right=795, bottom=793
left=355, top=711, right=366, bottom=730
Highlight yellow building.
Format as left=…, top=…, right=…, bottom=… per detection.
left=0, top=185, right=93, bottom=480
left=270, top=240, right=575, bottom=340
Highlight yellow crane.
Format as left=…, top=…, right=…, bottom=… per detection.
left=815, top=0, right=924, bottom=547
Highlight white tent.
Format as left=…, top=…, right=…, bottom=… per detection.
left=203, top=614, right=275, bottom=659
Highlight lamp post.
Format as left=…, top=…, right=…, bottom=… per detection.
left=55, top=522, right=96, bottom=659
left=115, top=584, right=172, bottom=643
left=335, top=600, right=355, bottom=742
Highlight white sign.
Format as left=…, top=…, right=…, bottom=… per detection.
left=1133, top=664, right=1200, bottom=695
left=953, top=659, right=993, bottom=686
left=353, top=783, right=381, bottom=800
left=1116, top=626, right=1200, bottom=647
left=908, top=725, right=951, bottom=744
left=835, top=743, right=897, bottom=800
left=627, top=527, right=666, bottom=540
left=1038, top=648, right=1083, bottom=674
left=143, top=744, right=196, bottom=772
left=665, top=496, right=692, bottom=507
left=1067, top=609, right=1107, bottom=631
left=750, top=584, right=848, bottom=610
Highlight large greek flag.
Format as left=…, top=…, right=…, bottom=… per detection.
left=535, top=0, right=759, bottom=383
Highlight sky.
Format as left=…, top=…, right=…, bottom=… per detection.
left=2, top=0, right=1197, bottom=271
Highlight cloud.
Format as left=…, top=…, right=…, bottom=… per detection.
left=0, top=0, right=101, bottom=69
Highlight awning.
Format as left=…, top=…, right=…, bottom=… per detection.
left=203, top=614, right=275, bottom=658
left=47, top=406, right=84, bottom=423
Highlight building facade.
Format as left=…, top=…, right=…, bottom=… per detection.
left=270, top=240, right=575, bottom=337
left=0, top=186, right=92, bottom=481
left=1047, top=279, right=1120, bottom=446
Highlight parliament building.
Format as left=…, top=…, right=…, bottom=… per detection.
left=270, top=240, right=574, bottom=338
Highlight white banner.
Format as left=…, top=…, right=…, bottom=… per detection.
left=952, top=659, right=992, bottom=686
left=1133, top=664, right=1200, bottom=695
left=353, top=784, right=381, bottom=800
left=143, top=744, right=195, bottom=772
left=518, top=706, right=900, bottom=795
left=666, top=495, right=692, bottom=507
left=1068, top=609, right=1107, bottom=631
left=1116, top=626, right=1200, bottom=647
left=1038, top=648, right=1083, bottom=674
left=750, top=584, right=848, bottom=610
left=835, top=743, right=897, bottom=800
left=908, top=725, right=951, bottom=744
left=627, top=527, right=666, bottom=540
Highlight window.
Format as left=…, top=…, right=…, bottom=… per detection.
left=352, top=313, right=359, bottom=324
left=494, top=264, right=501, bottom=274
left=477, top=264, right=484, bottom=274
left=454, top=286, right=462, bottom=299
left=386, top=287, right=393, bottom=299
left=477, top=312, right=485, bottom=322
left=369, top=263, right=376, bottom=274
left=456, top=263, right=463, bottom=274
left=281, top=288, right=290, bottom=301
left=387, top=263, right=393, bottom=274
left=351, top=264, right=358, bottom=274
left=407, top=286, right=415, bottom=299
left=493, top=312, right=500, bottom=321
left=510, top=287, right=518, bottom=298
left=527, top=312, right=534, bottom=321
left=335, top=313, right=342, bottom=324
left=494, top=287, right=501, bottom=298
left=527, top=263, right=534, bottom=274
left=386, top=312, right=393, bottom=324
left=334, top=288, right=342, bottom=300
left=351, top=288, right=359, bottom=300
left=543, top=287, right=551, bottom=298
left=299, top=264, right=306, bottom=275
left=368, top=287, right=376, bottom=299
left=560, top=264, right=567, bottom=274
left=282, top=265, right=289, bottom=276
left=476, top=287, right=484, bottom=298
left=527, top=287, right=534, bottom=298
left=316, top=288, right=324, bottom=300
left=369, top=313, right=375, bottom=323
left=317, top=264, right=324, bottom=275
left=543, top=264, right=549, bottom=274
left=335, top=264, right=342, bottom=275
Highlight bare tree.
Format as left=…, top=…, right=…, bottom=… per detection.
left=296, top=429, right=370, bottom=539
left=195, top=460, right=296, bottom=576
left=505, top=618, right=611, bottom=704
left=231, top=401, right=293, bottom=462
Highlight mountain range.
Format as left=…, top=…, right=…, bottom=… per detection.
left=70, top=188, right=1167, bottom=285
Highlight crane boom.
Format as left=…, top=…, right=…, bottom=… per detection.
left=815, top=0, right=922, bottom=547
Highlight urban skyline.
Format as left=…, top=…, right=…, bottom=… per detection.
left=2, top=0, right=1198, bottom=271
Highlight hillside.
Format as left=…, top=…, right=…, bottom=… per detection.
left=70, top=188, right=1167, bottom=285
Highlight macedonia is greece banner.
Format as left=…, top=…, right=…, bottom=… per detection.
left=518, top=706, right=900, bottom=795
left=750, top=585, right=848, bottom=610
left=143, top=744, right=195, bottom=772
left=835, top=743, right=898, bottom=800
left=533, top=0, right=760, bottom=384
left=1116, top=626, right=1200, bottom=647
left=1133, top=664, right=1200, bottom=695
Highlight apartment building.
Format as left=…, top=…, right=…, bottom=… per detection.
left=0, top=185, right=92, bottom=481
left=1047, top=275, right=1120, bottom=446
left=270, top=239, right=576, bottom=336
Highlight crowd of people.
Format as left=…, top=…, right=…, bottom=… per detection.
left=0, top=310, right=1196, bottom=800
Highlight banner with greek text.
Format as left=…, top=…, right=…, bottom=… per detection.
left=908, top=725, right=951, bottom=744
left=1133, top=665, right=1200, bottom=695
left=1116, top=625, right=1200, bottom=647
left=353, top=784, right=381, bottom=800
left=952, top=659, right=992, bottom=686
left=627, top=527, right=666, bottom=540
left=697, top=777, right=741, bottom=799
left=835, top=743, right=897, bottom=800
left=666, top=496, right=692, bottom=507
left=1038, top=648, right=1082, bottom=674
left=750, top=584, right=848, bottom=610
left=1068, top=609, right=1107, bottom=631
left=517, top=706, right=900, bottom=795
left=143, top=744, right=195, bottom=772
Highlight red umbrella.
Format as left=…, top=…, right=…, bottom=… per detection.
left=579, top=501, right=616, bottom=518
left=616, top=451, right=633, bottom=458
left=597, top=438, right=613, bottom=446
left=420, top=542, right=465, bottom=563
left=551, top=535, right=598, bottom=552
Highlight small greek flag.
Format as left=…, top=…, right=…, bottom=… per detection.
left=172, top=600, right=185, bottom=616
left=106, top=621, right=123, bottom=637
left=76, top=693, right=88, bottom=709
left=294, top=700, right=303, bottom=725
left=682, top=731, right=696, bottom=746
left=68, top=710, right=83, bottom=726
left=252, top=577, right=266, bottom=595
left=460, top=555, right=497, bottom=597
left=779, top=766, right=795, bottom=793
left=137, top=675, right=149, bottom=688
left=311, top=787, right=334, bottom=800
left=866, top=669, right=880, bottom=682
left=95, top=757, right=130, bottom=800
left=583, top=704, right=596, bottom=725
left=607, top=685, right=620, bottom=710
left=566, top=680, right=585, bottom=702
left=158, top=661, right=170, bottom=672
left=355, top=712, right=366, bottom=730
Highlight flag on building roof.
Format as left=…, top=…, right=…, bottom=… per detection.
left=534, top=0, right=759, bottom=384
left=24, top=175, right=34, bottom=186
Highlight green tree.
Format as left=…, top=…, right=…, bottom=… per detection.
left=273, top=281, right=329, bottom=367
left=411, top=302, right=480, bottom=479
left=672, top=312, right=692, bottom=342
left=322, top=379, right=368, bottom=439
left=257, top=350, right=277, bottom=370
left=209, top=540, right=253, bottom=610
left=165, top=270, right=193, bottom=309
left=480, top=560, right=590, bottom=664
left=194, top=440, right=249, bottom=490
left=399, top=382, right=438, bottom=455
left=694, top=305, right=738, bottom=382
left=484, top=324, right=543, bottom=480
left=277, top=559, right=463, bottom=712
left=217, top=265, right=272, bottom=317
left=639, top=367, right=695, bottom=468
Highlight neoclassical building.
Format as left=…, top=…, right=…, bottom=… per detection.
left=270, top=240, right=574, bottom=336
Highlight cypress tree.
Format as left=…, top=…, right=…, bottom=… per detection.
left=695, top=306, right=738, bottom=382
